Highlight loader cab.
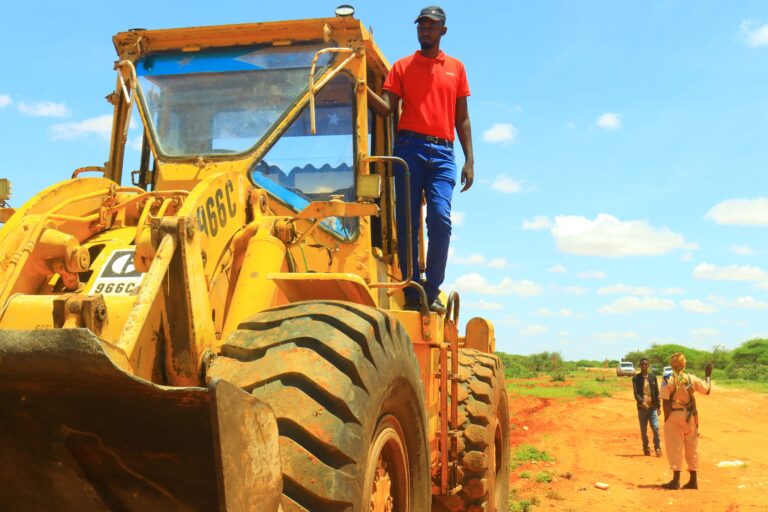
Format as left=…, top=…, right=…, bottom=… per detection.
left=113, top=15, right=401, bottom=296
left=133, top=42, right=361, bottom=240
left=113, top=17, right=395, bottom=264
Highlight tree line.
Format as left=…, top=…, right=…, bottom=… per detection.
left=496, top=338, right=768, bottom=382
left=622, top=339, right=768, bottom=381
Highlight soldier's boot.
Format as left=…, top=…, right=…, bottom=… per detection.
left=662, top=471, right=681, bottom=490
left=682, top=471, right=698, bottom=490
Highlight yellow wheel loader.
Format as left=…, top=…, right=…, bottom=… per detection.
left=0, top=9, right=509, bottom=512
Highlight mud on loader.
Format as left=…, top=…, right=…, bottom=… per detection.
left=0, top=10, right=510, bottom=512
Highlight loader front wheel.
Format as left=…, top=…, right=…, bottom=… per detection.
left=207, top=301, right=430, bottom=512
left=434, top=349, right=510, bottom=512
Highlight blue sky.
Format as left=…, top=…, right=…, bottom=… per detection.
left=2, top=1, right=767, bottom=360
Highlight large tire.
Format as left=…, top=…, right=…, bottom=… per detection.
left=207, top=300, right=431, bottom=512
left=434, top=349, right=510, bottom=512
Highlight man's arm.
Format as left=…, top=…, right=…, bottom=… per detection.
left=455, top=96, right=474, bottom=192
left=367, top=87, right=399, bottom=118
left=632, top=375, right=644, bottom=406
left=652, top=375, right=661, bottom=410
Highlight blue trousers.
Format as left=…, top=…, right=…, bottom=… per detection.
left=638, top=407, right=661, bottom=450
left=393, top=134, right=456, bottom=303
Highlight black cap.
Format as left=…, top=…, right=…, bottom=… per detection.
left=415, top=5, right=446, bottom=23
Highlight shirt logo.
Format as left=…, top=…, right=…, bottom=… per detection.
left=445, top=71, right=456, bottom=76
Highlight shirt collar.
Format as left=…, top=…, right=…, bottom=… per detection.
left=415, top=50, right=446, bottom=62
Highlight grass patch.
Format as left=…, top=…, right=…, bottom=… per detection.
left=546, top=490, right=565, bottom=500
left=509, top=488, right=540, bottom=511
left=717, top=379, right=768, bottom=393
left=506, top=369, right=622, bottom=400
left=519, top=471, right=531, bottom=479
left=535, top=471, right=554, bottom=484
left=509, top=494, right=540, bottom=512
left=512, top=444, right=554, bottom=465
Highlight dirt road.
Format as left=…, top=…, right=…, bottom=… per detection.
left=507, top=376, right=768, bottom=511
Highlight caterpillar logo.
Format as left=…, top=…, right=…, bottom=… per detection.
left=90, top=249, right=146, bottom=295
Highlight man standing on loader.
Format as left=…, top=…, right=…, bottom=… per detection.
left=659, top=352, right=713, bottom=490
left=368, top=5, right=474, bottom=314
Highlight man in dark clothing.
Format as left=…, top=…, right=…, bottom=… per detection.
left=367, top=5, right=474, bottom=314
left=633, top=358, right=662, bottom=456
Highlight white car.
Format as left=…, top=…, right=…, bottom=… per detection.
left=617, top=361, right=635, bottom=377
left=663, top=366, right=673, bottom=378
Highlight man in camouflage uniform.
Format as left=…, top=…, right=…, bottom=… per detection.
left=659, top=352, right=713, bottom=490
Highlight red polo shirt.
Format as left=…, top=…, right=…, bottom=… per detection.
left=383, top=50, right=470, bottom=142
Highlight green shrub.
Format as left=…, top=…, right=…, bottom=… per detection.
left=535, top=471, right=554, bottom=483
left=505, top=362, right=536, bottom=379
left=512, top=444, right=554, bottom=464
left=509, top=496, right=540, bottom=512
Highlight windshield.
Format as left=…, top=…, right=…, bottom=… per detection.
left=135, top=43, right=332, bottom=157
left=250, top=74, right=358, bottom=240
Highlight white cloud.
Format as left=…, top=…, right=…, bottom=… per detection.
left=51, top=114, right=113, bottom=140
left=693, top=262, right=768, bottom=282
left=450, top=252, right=486, bottom=265
left=491, top=174, right=523, bottom=193
left=128, top=134, right=143, bottom=152
left=548, top=264, right=567, bottom=273
left=551, top=214, right=695, bottom=257
left=0, top=94, right=10, bottom=108
left=520, top=324, right=549, bottom=336
left=691, top=327, right=719, bottom=338
left=681, top=299, right=716, bottom=314
left=730, top=245, right=757, bottom=256
left=740, top=20, right=768, bottom=47
left=449, top=252, right=508, bottom=269
left=734, top=296, right=768, bottom=310
left=488, top=258, right=508, bottom=269
left=598, top=296, right=675, bottom=314
left=562, top=285, right=588, bottom=296
left=464, top=300, right=504, bottom=310
left=597, top=331, right=639, bottom=341
left=482, top=123, right=518, bottom=143
left=498, top=315, right=520, bottom=325
left=523, top=216, right=551, bottom=230
left=598, top=283, right=654, bottom=296
left=661, top=287, right=685, bottom=295
left=451, top=211, right=465, bottom=226
left=577, top=270, right=606, bottom=280
left=18, top=101, right=70, bottom=117
left=596, top=112, right=621, bottom=131
left=757, top=282, right=768, bottom=290
left=566, top=121, right=576, bottom=129
left=537, top=308, right=583, bottom=319
left=680, top=253, right=695, bottom=262
left=449, top=272, right=542, bottom=297
left=706, top=198, right=768, bottom=226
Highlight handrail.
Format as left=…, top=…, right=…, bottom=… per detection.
left=365, top=156, right=430, bottom=317
left=308, top=47, right=356, bottom=134
left=116, top=60, right=138, bottom=105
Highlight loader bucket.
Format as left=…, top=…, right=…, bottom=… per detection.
left=0, top=328, right=282, bottom=512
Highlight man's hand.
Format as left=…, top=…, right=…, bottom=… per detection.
left=705, top=362, right=713, bottom=378
left=460, top=162, right=474, bottom=192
